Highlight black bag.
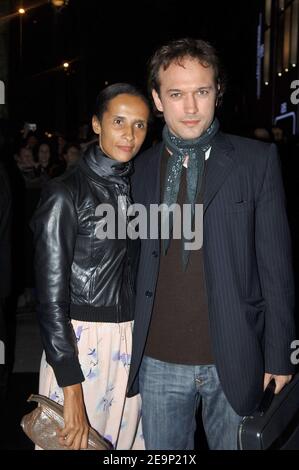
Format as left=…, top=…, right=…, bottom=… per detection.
left=238, top=374, right=299, bottom=450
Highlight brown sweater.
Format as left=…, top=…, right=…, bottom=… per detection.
left=144, top=149, right=214, bottom=364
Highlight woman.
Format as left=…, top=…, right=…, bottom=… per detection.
left=37, top=142, right=51, bottom=170
left=31, top=83, right=150, bottom=450
left=62, top=143, right=81, bottom=170
left=35, top=142, right=53, bottom=184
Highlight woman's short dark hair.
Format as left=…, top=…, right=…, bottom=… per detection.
left=148, top=38, right=226, bottom=105
left=94, top=83, right=150, bottom=122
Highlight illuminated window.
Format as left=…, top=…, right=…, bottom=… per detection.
left=283, top=5, right=291, bottom=69
left=264, top=29, right=271, bottom=83
left=265, top=0, right=272, bottom=26
left=276, top=13, right=284, bottom=74
left=291, top=0, right=298, bottom=66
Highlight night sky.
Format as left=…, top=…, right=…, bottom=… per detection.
left=8, top=0, right=262, bottom=138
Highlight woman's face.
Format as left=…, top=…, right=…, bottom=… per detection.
left=92, top=93, right=149, bottom=162
left=38, top=144, right=51, bottom=167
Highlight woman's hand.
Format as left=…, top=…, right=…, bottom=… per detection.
left=58, top=383, right=90, bottom=450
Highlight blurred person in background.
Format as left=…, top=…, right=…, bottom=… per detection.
left=31, top=83, right=150, bottom=450
left=0, top=161, right=12, bottom=444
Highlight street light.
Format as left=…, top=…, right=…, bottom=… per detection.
left=50, top=0, right=69, bottom=8
left=18, top=8, right=26, bottom=67
left=63, top=62, right=69, bottom=69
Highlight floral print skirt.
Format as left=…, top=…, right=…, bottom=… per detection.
left=38, top=319, right=144, bottom=450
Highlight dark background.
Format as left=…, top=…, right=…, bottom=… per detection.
left=1, top=0, right=299, bottom=453
left=8, top=0, right=261, bottom=139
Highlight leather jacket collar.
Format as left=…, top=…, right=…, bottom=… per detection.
left=82, top=144, right=133, bottom=185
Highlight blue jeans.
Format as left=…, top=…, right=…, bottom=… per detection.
left=139, top=356, right=242, bottom=450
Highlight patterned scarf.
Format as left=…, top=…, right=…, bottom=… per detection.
left=161, top=118, right=219, bottom=270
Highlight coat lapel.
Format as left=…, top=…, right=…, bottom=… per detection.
left=147, top=134, right=236, bottom=212
left=148, top=142, right=164, bottom=206
left=204, top=132, right=236, bottom=214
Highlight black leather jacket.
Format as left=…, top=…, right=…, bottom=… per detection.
left=31, top=145, right=140, bottom=387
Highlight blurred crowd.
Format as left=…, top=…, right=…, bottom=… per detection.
left=0, top=122, right=97, bottom=312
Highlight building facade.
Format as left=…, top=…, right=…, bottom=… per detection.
left=257, top=0, right=299, bottom=136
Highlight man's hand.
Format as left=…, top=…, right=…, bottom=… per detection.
left=59, top=383, right=90, bottom=450
left=264, top=373, right=292, bottom=394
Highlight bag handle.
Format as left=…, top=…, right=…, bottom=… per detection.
left=27, top=394, right=63, bottom=415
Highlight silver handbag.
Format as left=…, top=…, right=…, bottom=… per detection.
left=20, top=394, right=113, bottom=450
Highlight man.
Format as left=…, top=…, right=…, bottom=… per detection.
left=127, top=38, right=296, bottom=450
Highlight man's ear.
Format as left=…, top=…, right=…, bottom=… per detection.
left=152, top=89, right=163, bottom=112
left=92, top=115, right=101, bottom=135
left=215, top=83, right=221, bottom=107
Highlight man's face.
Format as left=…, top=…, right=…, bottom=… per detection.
left=152, top=57, right=218, bottom=140
left=92, top=94, right=149, bottom=163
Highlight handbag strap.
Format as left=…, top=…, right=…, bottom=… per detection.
left=27, top=394, right=63, bottom=416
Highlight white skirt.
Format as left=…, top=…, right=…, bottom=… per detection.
left=38, top=319, right=144, bottom=450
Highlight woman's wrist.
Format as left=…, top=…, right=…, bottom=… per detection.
left=63, top=383, right=82, bottom=397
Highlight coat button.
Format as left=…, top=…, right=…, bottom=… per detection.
left=152, top=251, right=158, bottom=258
left=145, top=290, right=153, bottom=298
